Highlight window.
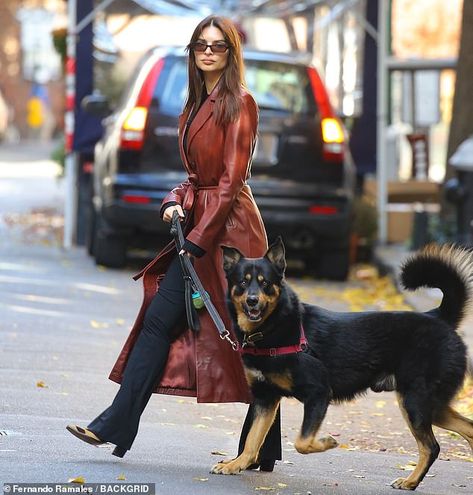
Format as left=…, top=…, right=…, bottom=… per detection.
left=245, top=61, right=314, bottom=114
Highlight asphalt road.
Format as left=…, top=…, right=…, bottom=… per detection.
left=0, top=142, right=472, bottom=494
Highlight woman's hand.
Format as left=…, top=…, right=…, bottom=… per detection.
left=163, top=204, right=185, bottom=223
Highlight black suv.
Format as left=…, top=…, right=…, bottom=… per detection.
left=85, top=47, right=355, bottom=279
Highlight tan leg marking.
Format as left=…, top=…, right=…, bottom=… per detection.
left=434, top=406, right=473, bottom=451
left=210, top=400, right=280, bottom=475
left=267, top=372, right=293, bottom=392
left=391, top=394, right=439, bottom=490
left=294, top=434, right=338, bottom=454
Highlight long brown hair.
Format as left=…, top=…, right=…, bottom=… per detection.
left=184, top=15, right=246, bottom=125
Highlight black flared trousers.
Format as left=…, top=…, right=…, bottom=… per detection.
left=88, top=256, right=282, bottom=460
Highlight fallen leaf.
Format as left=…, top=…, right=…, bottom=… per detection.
left=193, top=424, right=208, bottom=429
left=375, top=401, right=386, bottom=409
left=117, top=474, right=126, bottom=481
left=277, top=483, right=287, bottom=488
left=90, top=320, right=109, bottom=329
left=115, top=319, right=125, bottom=326
left=68, top=477, right=85, bottom=484
left=36, top=381, right=48, bottom=388
left=397, top=464, right=415, bottom=471
left=193, top=477, right=208, bottom=482
left=211, top=451, right=228, bottom=456
left=255, top=487, right=275, bottom=491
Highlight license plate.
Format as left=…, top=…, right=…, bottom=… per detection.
left=254, top=133, right=278, bottom=165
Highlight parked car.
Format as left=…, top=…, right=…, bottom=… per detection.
left=84, top=47, right=355, bottom=280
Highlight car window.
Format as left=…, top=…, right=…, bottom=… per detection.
left=153, top=57, right=188, bottom=114
left=151, top=56, right=316, bottom=116
left=245, top=60, right=316, bottom=115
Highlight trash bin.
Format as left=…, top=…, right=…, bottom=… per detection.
left=444, top=136, right=473, bottom=244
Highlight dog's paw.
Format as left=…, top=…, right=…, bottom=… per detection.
left=320, top=435, right=338, bottom=450
left=210, top=459, right=242, bottom=475
left=391, top=477, right=417, bottom=490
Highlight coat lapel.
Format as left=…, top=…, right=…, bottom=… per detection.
left=178, top=112, right=192, bottom=173
left=186, top=94, right=215, bottom=153
left=178, top=83, right=219, bottom=171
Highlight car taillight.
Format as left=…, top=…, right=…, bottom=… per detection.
left=309, top=205, right=339, bottom=215
left=122, top=194, right=152, bottom=204
left=120, top=57, right=165, bottom=151
left=307, top=67, right=345, bottom=163
left=120, top=107, right=148, bottom=150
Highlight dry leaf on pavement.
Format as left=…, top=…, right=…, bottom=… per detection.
left=68, top=477, right=85, bottom=484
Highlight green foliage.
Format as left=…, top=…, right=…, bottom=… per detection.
left=353, top=196, right=378, bottom=243
left=51, top=137, right=65, bottom=176
left=52, top=28, right=67, bottom=68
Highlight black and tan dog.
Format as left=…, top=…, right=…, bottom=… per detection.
left=211, top=238, right=473, bottom=490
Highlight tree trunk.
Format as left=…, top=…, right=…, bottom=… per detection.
left=446, top=1, right=473, bottom=177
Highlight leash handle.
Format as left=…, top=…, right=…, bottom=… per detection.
left=170, top=210, right=200, bottom=332
left=170, top=210, right=185, bottom=249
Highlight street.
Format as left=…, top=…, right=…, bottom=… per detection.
left=0, top=142, right=472, bottom=494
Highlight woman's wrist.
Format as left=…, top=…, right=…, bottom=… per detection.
left=160, top=201, right=179, bottom=219
left=182, top=239, right=206, bottom=258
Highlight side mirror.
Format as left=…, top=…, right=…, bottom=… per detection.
left=81, top=93, right=111, bottom=117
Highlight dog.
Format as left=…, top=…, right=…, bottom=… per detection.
left=211, top=238, right=473, bottom=491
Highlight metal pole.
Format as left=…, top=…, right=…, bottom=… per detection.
left=376, top=0, right=389, bottom=243
left=64, top=0, right=77, bottom=249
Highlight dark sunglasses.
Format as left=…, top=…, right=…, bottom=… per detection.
left=191, top=41, right=229, bottom=53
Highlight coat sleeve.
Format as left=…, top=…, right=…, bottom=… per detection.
left=186, top=94, right=258, bottom=252
left=159, top=180, right=191, bottom=217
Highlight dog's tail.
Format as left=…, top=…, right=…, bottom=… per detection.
left=401, top=243, right=473, bottom=327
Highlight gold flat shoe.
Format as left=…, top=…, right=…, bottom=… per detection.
left=66, top=424, right=104, bottom=446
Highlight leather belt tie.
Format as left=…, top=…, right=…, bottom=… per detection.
left=182, top=174, right=219, bottom=212
left=239, top=324, right=308, bottom=357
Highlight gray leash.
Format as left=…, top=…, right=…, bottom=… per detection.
left=170, top=211, right=239, bottom=350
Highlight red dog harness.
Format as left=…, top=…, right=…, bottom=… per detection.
left=239, top=324, right=308, bottom=357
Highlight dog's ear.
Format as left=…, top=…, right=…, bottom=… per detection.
left=265, top=236, right=286, bottom=274
left=221, top=246, right=243, bottom=273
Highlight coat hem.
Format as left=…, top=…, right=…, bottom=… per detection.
left=109, top=372, right=249, bottom=404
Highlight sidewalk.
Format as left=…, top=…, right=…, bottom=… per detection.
left=374, top=243, right=442, bottom=312
left=375, top=242, right=473, bottom=361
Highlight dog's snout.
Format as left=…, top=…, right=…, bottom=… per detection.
left=246, top=295, right=259, bottom=307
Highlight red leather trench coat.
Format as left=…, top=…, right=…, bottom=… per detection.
left=108, top=86, right=268, bottom=403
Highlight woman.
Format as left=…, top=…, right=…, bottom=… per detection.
left=67, top=14, right=281, bottom=470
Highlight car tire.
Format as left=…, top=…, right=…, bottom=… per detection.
left=311, top=246, right=350, bottom=281
left=93, top=212, right=127, bottom=268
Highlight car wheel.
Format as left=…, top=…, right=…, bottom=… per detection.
left=93, top=212, right=127, bottom=268
left=310, top=246, right=350, bottom=281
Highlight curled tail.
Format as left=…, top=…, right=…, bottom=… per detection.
left=401, top=244, right=473, bottom=327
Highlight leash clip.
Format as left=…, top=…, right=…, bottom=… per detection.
left=220, top=329, right=239, bottom=351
